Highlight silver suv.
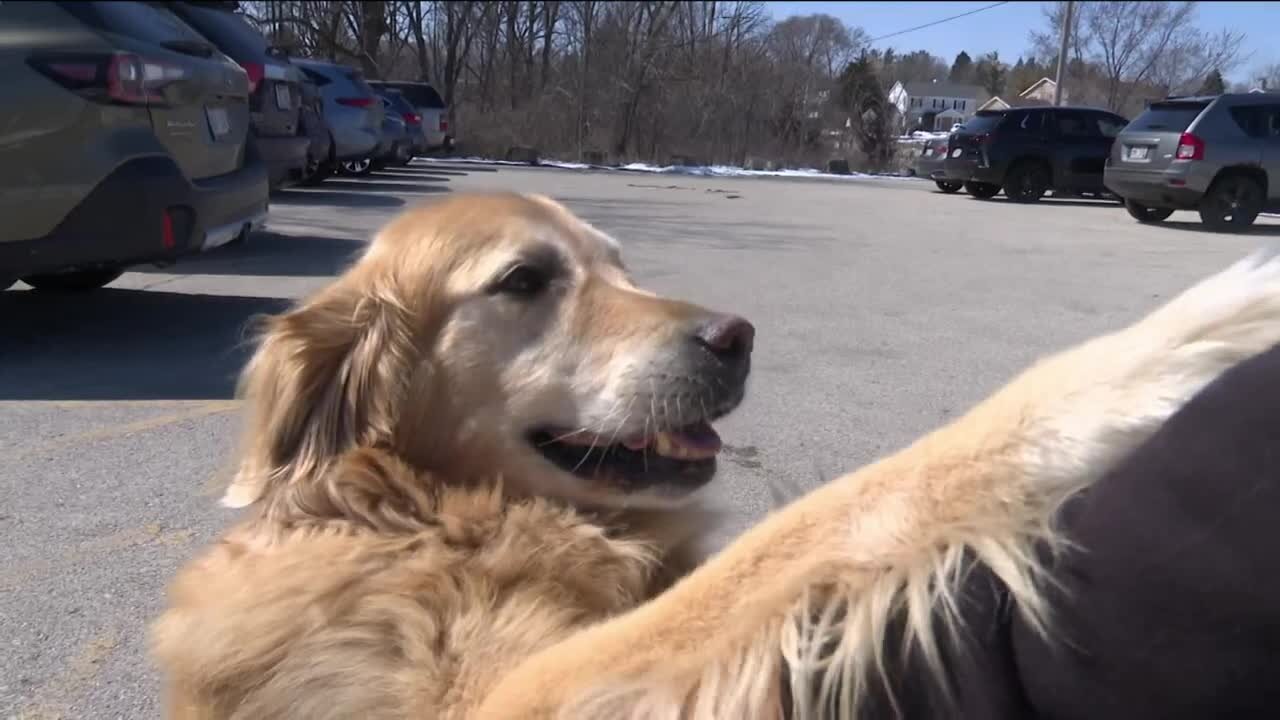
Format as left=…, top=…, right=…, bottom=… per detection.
left=1105, top=94, right=1280, bottom=232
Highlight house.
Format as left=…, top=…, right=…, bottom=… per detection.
left=887, top=80, right=986, bottom=133
left=977, top=77, right=1064, bottom=112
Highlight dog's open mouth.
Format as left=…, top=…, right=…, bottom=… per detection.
left=529, top=420, right=723, bottom=492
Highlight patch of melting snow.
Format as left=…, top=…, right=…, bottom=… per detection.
left=416, top=157, right=919, bottom=181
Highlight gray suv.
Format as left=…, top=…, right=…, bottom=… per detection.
left=0, top=0, right=267, bottom=291
left=1105, top=94, right=1280, bottom=232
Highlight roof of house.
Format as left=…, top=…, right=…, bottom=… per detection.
left=1019, top=77, right=1057, bottom=97
left=902, top=80, right=984, bottom=99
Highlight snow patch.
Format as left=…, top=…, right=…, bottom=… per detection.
left=416, top=157, right=918, bottom=181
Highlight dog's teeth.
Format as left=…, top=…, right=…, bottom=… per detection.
left=653, top=432, right=674, bottom=457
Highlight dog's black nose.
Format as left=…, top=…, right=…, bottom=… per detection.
left=694, top=314, right=755, bottom=361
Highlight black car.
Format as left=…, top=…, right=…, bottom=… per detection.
left=167, top=1, right=310, bottom=189
left=943, top=107, right=1131, bottom=203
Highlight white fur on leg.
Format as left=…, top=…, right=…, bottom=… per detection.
left=780, top=246, right=1280, bottom=720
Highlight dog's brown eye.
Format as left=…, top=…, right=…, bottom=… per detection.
left=492, top=264, right=549, bottom=298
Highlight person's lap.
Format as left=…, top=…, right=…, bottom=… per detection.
left=845, top=341, right=1280, bottom=719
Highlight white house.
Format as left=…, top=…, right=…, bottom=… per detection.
left=887, top=79, right=986, bottom=132
left=977, top=77, right=1064, bottom=111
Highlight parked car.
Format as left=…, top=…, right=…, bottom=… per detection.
left=293, top=58, right=383, bottom=171
left=341, top=110, right=410, bottom=175
left=166, top=1, right=308, bottom=190
left=914, top=136, right=963, bottom=193
left=294, top=74, right=334, bottom=186
left=943, top=106, right=1130, bottom=202
left=0, top=0, right=268, bottom=292
left=379, top=88, right=426, bottom=156
left=367, top=80, right=452, bottom=153
left=1105, top=94, right=1280, bottom=232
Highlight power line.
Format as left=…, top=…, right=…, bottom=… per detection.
left=868, top=1, right=1012, bottom=44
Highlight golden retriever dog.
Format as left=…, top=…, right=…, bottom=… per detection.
left=150, top=191, right=1280, bottom=720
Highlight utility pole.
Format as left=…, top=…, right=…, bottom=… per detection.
left=1053, top=0, right=1074, bottom=106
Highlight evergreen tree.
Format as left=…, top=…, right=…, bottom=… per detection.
left=838, top=54, right=896, bottom=171
left=974, top=51, right=1007, bottom=97
left=1197, top=69, right=1226, bottom=95
left=949, top=51, right=973, bottom=83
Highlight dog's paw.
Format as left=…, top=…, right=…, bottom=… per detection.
left=1020, top=245, right=1280, bottom=491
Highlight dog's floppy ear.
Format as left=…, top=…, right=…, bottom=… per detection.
left=221, top=280, right=420, bottom=508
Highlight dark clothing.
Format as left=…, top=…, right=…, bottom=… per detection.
left=856, top=342, right=1280, bottom=719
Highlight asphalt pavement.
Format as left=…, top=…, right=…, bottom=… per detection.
left=3, top=161, right=1278, bottom=718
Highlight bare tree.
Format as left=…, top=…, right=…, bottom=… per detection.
left=1031, top=1, right=1247, bottom=113
left=238, top=2, right=886, bottom=169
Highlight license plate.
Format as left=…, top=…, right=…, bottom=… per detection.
left=274, top=83, right=291, bottom=110
left=205, top=106, right=230, bottom=138
left=1126, top=145, right=1150, bottom=161
left=951, top=147, right=963, bottom=158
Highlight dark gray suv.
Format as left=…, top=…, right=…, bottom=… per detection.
left=0, top=0, right=268, bottom=292
left=1105, top=94, right=1280, bottom=232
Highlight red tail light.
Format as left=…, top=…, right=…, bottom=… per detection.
left=336, top=96, right=375, bottom=108
left=402, top=111, right=421, bottom=124
left=161, top=209, right=176, bottom=250
left=239, top=61, right=264, bottom=94
left=439, top=117, right=448, bottom=132
left=28, top=51, right=183, bottom=105
left=1175, top=132, right=1205, bottom=160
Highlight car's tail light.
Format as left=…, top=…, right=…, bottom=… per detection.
left=28, top=51, right=184, bottom=106
left=337, top=96, right=375, bottom=108
left=1176, top=132, right=1205, bottom=160
left=439, top=117, right=448, bottom=132
left=161, top=208, right=176, bottom=250
left=402, top=111, right=421, bottom=124
left=239, top=61, right=264, bottom=94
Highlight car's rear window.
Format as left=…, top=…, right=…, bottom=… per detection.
left=169, top=4, right=269, bottom=60
left=377, top=82, right=446, bottom=109
left=1128, top=102, right=1209, bottom=132
left=343, top=69, right=378, bottom=96
left=64, top=1, right=208, bottom=46
left=962, top=112, right=1005, bottom=133
left=299, top=67, right=331, bottom=86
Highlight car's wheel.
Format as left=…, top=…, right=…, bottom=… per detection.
left=21, top=268, right=124, bottom=292
left=935, top=180, right=963, bottom=193
left=1199, top=174, right=1265, bottom=232
left=965, top=181, right=1000, bottom=199
left=1003, top=161, right=1051, bottom=203
left=298, top=148, right=331, bottom=187
left=1124, top=199, right=1175, bottom=224
left=340, top=158, right=373, bottom=176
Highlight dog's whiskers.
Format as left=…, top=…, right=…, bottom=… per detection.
left=570, top=397, right=628, bottom=474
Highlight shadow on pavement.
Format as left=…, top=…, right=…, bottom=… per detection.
left=1157, top=219, right=1280, bottom=236
left=974, top=196, right=1122, bottom=208
left=367, top=170, right=456, bottom=182
left=410, top=162, right=499, bottom=173
left=0, top=289, right=289, bottom=400
left=133, top=232, right=367, bottom=277
left=270, top=188, right=407, bottom=208
left=318, top=179, right=450, bottom=194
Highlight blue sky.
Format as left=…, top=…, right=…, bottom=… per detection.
left=767, top=1, right=1278, bottom=84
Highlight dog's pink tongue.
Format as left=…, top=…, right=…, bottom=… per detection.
left=652, top=422, right=721, bottom=459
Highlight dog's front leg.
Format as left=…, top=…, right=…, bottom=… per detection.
left=475, top=249, right=1280, bottom=720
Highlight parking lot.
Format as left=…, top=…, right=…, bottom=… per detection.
left=3, top=163, right=1280, bottom=718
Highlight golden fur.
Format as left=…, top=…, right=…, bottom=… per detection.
left=151, top=192, right=1280, bottom=719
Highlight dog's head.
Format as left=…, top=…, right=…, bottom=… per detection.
left=224, top=192, right=752, bottom=511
